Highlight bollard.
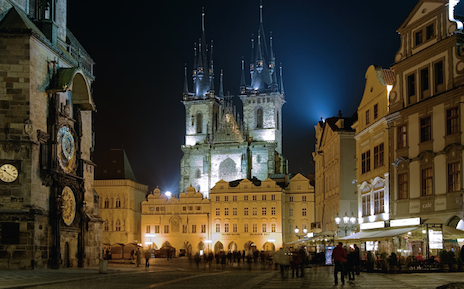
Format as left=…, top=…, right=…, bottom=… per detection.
left=99, top=259, right=108, bottom=274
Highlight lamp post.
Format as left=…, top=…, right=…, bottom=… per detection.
left=334, top=212, right=358, bottom=237
left=294, top=226, right=308, bottom=239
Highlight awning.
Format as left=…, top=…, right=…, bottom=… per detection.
left=340, top=226, right=420, bottom=240
left=285, top=238, right=310, bottom=245
left=443, top=226, right=464, bottom=239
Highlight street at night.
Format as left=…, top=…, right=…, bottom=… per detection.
left=1, top=260, right=464, bottom=289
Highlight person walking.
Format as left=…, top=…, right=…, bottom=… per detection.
left=274, top=247, right=289, bottom=280
left=145, top=250, right=151, bottom=267
left=347, top=247, right=356, bottom=282
left=332, top=242, right=347, bottom=285
left=354, top=244, right=361, bottom=275
left=298, top=247, right=306, bottom=277
left=291, top=249, right=300, bottom=278
left=135, top=247, right=141, bottom=267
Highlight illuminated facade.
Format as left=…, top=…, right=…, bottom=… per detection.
left=352, top=65, right=394, bottom=229
left=313, top=113, right=357, bottom=236
left=0, top=0, right=101, bottom=269
left=141, top=174, right=314, bottom=253
left=94, top=149, right=148, bottom=246
left=388, top=0, right=464, bottom=229
left=180, top=3, right=287, bottom=199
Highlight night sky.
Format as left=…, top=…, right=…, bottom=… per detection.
left=66, top=0, right=463, bottom=193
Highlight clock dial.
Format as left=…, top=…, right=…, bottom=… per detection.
left=0, top=164, right=18, bottom=183
left=61, top=186, right=76, bottom=226
left=57, top=126, right=76, bottom=173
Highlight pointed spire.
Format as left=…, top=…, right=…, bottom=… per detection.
left=260, top=0, right=263, bottom=24
left=279, top=63, right=285, bottom=96
left=219, top=69, right=224, bottom=98
left=269, top=31, right=275, bottom=75
left=201, top=7, right=205, bottom=32
left=183, top=64, right=189, bottom=95
left=209, top=40, right=215, bottom=94
left=240, top=57, right=246, bottom=93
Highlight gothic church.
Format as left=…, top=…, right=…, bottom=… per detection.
left=180, top=3, right=287, bottom=198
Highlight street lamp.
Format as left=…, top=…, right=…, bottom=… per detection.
left=334, top=212, right=358, bottom=237
left=294, top=226, right=308, bottom=239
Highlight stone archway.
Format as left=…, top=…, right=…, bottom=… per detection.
left=198, top=241, right=205, bottom=251
left=228, top=241, right=237, bottom=252
left=183, top=242, right=192, bottom=256
left=214, top=241, right=224, bottom=253
left=162, top=241, right=172, bottom=248
left=244, top=241, right=256, bottom=251
left=262, top=242, right=275, bottom=252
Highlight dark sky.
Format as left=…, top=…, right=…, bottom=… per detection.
left=66, top=0, right=463, bottom=193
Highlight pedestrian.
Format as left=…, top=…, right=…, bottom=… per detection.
left=242, top=250, right=246, bottom=264
left=135, top=247, right=141, bottom=267
left=298, top=247, right=306, bottom=277
left=332, top=242, right=347, bottom=285
left=130, top=249, right=134, bottom=260
left=274, top=247, right=289, bottom=280
left=291, top=249, right=300, bottom=278
left=354, top=244, right=360, bottom=275
left=347, top=247, right=356, bottom=281
left=145, top=250, right=151, bottom=267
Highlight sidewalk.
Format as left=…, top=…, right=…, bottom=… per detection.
left=0, top=265, right=150, bottom=289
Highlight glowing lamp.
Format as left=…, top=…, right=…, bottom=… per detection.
left=350, top=213, right=356, bottom=224
left=303, top=227, right=308, bottom=234
left=165, top=191, right=172, bottom=198
left=294, top=226, right=299, bottom=234
left=334, top=214, right=341, bottom=225
left=343, top=212, right=349, bottom=224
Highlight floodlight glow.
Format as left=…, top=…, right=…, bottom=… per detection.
left=267, top=238, right=275, bottom=243
left=165, top=191, right=172, bottom=198
left=205, top=240, right=212, bottom=244
left=144, top=241, right=152, bottom=245
left=145, top=234, right=156, bottom=238
left=449, top=0, right=463, bottom=31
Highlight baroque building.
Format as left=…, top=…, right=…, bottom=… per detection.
left=94, top=149, right=148, bottom=247
left=141, top=173, right=314, bottom=253
left=389, top=0, right=464, bottom=229
left=180, top=3, right=287, bottom=198
left=0, top=0, right=101, bottom=269
left=352, top=65, right=395, bottom=230
left=312, top=112, right=357, bottom=236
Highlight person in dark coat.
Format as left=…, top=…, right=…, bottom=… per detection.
left=144, top=250, right=151, bottom=267
left=346, top=248, right=356, bottom=281
left=298, top=248, right=306, bottom=277
left=332, top=242, right=347, bottom=285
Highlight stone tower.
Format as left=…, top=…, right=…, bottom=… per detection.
left=180, top=2, right=287, bottom=199
left=0, top=0, right=101, bottom=269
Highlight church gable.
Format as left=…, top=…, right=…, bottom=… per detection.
left=399, top=1, right=445, bottom=30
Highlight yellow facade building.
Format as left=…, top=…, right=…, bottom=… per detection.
left=313, top=113, right=357, bottom=236
left=352, top=65, right=395, bottom=229
left=94, top=150, right=148, bottom=247
left=141, top=174, right=314, bottom=254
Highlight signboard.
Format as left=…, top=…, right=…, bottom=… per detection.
left=429, top=229, right=443, bottom=249
left=325, top=246, right=334, bottom=265
left=390, top=217, right=420, bottom=227
left=360, top=221, right=385, bottom=230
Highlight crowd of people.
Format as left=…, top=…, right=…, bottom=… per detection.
left=332, top=242, right=360, bottom=285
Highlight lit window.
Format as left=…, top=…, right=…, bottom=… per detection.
left=374, top=143, right=384, bottom=169
left=422, top=168, right=433, bottom=196
left=448, top=162, right=461, bottom=192
left=146, top=225, right=150, bottom=233
left=397, top=125, right=407, bottom=149
left=362, top=195, right=371, bottom=217
left=182, top=225, right=187, bottom=233
left=262, top=224, right=267, bottom=233
left=398, top=173, right=408, bottom=199
left=155, top=225, right=160, bottom=233
left=447, top=107, right=459, bottom=135
left=271, top=224, right=276, bottom=232
left=252, top=207, right=257, bottom=216
left=374, top=190, right=384, bottom=215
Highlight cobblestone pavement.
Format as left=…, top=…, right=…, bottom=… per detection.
left=1, top=259, right=464, bottom=289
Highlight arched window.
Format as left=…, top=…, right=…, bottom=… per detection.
left=115, top=197, right=121, bottom=208
left=115, top=219, right=121, bottom=231
left=256, top=108, right=263, bottom=128
left=196, top=113, right=203, bottom=133
left=104, top=198, right=109, bottom=208
left=104, top=220, right=109, bottom=231
left=195, top=169, right=201, bottom=179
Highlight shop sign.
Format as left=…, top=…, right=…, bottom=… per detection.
left=420, top=199, right=434, bottom=213
left=360, top=221, right=385, bottom=230
left=429, top=229, right=443, bottom=249
left=409, top=201, right=420, bottom=214
left=390, top=217, right=420, bottom=227
left=435, top=197, right=446, bottom=211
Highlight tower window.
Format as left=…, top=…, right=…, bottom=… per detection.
left=196, top=113, right=203, bottom=133
left=256, top=108, right=263, bottom=128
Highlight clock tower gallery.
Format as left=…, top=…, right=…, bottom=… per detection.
left=0, top=0, right=102, bottom=269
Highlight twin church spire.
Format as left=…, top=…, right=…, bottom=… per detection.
left=183, top=1, right=284, bottom=99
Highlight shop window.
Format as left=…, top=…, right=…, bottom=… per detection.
left=448, top=162, right=461, bottom=192
left=362, top=195, right=371, bottom=217
left=447, top=107, right=459, bottom=135
left=421, top=168, right=433, bottom=196
left=398, top=173, right=408, bottom=199
left=420, top=117, right=431, bottom=142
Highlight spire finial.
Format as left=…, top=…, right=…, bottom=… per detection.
left=184, top=64, right=189, bottom=95
left=219, top=69, right=224, bottom=98
left=201, top=7, right=205, bottom=32
left=260, top=0, right=263, bottom=24
left=240, top=57, right=246, bottom=92
left=279, top=63, right=285, bottom=96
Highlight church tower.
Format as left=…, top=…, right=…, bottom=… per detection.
left=181, top=3, right=287, bottom=198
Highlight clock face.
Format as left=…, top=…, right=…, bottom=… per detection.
left=0, top=164, right=18, bottom=183
left=61, top=186, right=76, bottom=226
left=57, top=126, right=76, bottom=173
